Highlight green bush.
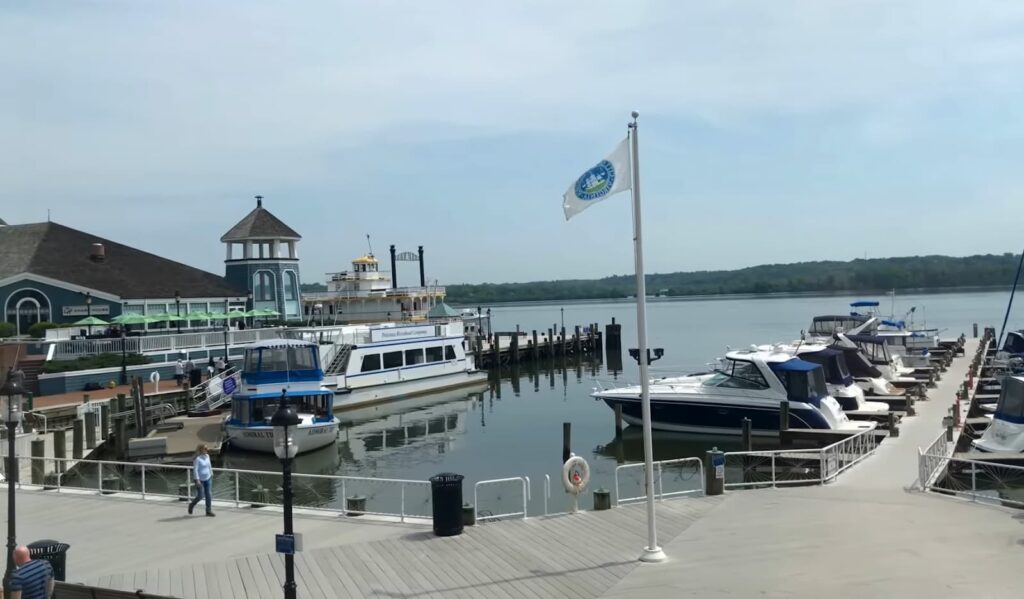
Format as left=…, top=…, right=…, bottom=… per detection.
left=27, top=321, right=58, bottom=338
left=41, top=353, right=149, bottom=374
left=0, top=322, right=15, bottom=338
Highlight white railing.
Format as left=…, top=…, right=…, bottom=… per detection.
left=918, top=454, right=1024, bottom=509
left=10, top=456, right=433, bottom=522
left=918, top=430, right=952, bottom=490
left=724, top=426, right=879, bottom=489
left=614, top=457, right=704, bottom=506
left=474, top=477, right=530, bottom=522
left=51, top=328, right=282, bottom=360
left=190, top=367, right=241, bottom=412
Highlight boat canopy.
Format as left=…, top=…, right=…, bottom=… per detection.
left=881, top=319, right=906, bottom=329
left=769, top=359, right=828, bottom=406
left=797, top=348, right=853, bottom=387
left=844, top=334, right=893, bottom=364
left=242, top=340, right=323, bottom=385
left=850, top=300, right=879, bottom=307
left=229, top=389, right=334, bottom=427
left=994, top=377, right=1024, bottom=424
left=809, top=314, right=869, bottom=335
left=829, top=344, right=884, bottom=378
left=1003, top=331, right=1024, bottom=355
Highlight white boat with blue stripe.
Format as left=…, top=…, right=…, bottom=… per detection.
left=973, top=376, right=1024, bottom=453
left=225, top=339, right=339, bottom=454
left=593, top=347, right=875, bottom=436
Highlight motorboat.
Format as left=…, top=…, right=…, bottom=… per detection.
left=756, top=342, right=888, bottom=413
left=838, top=334, right=922, bottom=384
left=224, top=339, right=340, bottom=454
left=826, top=336, right=906, bottom=397
left=592, top=347, right=876, bottom=436
left=972, top=376, right=1024, bottom=453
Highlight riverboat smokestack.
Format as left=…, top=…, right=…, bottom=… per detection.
left=418, top=246, right=425, bottom=287
left=390, top=244, right=397, bottom=289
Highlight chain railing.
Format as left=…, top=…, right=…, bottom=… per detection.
left=920, top=454, right=1024, bottom=509
left=614, top=457, right=704, bottom=505
left=474, top=477, right=530, bottom=522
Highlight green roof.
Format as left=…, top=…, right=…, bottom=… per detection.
left=427, top=302, right=459, bottom=318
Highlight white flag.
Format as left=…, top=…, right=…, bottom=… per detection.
left=562, top=137, right=632, bottom=220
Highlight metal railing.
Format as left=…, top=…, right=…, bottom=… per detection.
left=190, top=367, right=241, bottom=412
left=51, top=328, right=282, bottom=360
left=919, top=454, right=1024, bottom=509
left=474, top=477, right=530, bottom=522
left=10, top=455, right=433, bottom=522
left=614, top=457, right=704, bottom=506
left=724, top=426, right=879, bottom=489
left=918, top=430, right=952, bottom=490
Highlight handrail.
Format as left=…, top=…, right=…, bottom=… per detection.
left=614, top=457, right=704, bottom=505
left=919, top=453, right=1024, bottom=509
left=474, top=477, right=530, bottom=522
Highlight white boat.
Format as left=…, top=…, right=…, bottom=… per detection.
left=972, top=376, right=1024, bottom=453
left=756, top=342, right=889, bottom=413
left=224, top=339, right=339, bottom=454
left=593, top=347, right=875, bottom=436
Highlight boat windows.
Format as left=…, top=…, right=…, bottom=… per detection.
left=360, top=354, right=381, bottom=372
left=243, top=351, right=260, bottom=373
left=425, top=346, right=444, bottom=363
left=256, top=346, right=318, bottom=372
left=405, top=349, right=425, bottom=365
left=705, top=359, right=769, bottom=389
left=444, top=345, right=457, bottom=360
left=383, top=351, right=403, bottom=369
left=996, top=378, right=1024, bottom=420
left=774, top=367, right=828, bottom=404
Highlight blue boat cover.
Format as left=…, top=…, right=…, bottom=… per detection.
left=845, top=334, right=885, bottom=345
left=769, top=358, right=819, bottom=372
left=881, top=319, right=906, bottom=328
left=850, top=300, right=879, bottom=307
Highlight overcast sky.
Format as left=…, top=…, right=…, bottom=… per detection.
left=4, top=1, right=1024, bottom=285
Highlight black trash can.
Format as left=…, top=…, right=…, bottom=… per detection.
left=27, top=539, right=70, bottom=581
left=189, top=368, right=202, bottom=387
left=430, top=473, right=464, bottom=536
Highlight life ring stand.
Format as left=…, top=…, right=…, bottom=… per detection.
left=562, top=454, right=591, bottom=495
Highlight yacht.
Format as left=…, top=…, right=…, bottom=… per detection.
left=826, top=336, right=907, bottom=397
left=225, top=339, right=340, bottom=454
left=756, top=342, right=888, bottom=413
left=972, top=376, right=1024, bottom=453
left=593, top=347, right=876, bottom=436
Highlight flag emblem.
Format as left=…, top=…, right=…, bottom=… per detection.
left=574, top=160, right=616, bottom=201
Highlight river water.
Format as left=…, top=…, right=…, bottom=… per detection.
left=220, top=290, right=1018, bottom=515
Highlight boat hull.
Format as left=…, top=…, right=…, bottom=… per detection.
left=332, top=371, right=489, bottom=411
left=599, top=395, right=833, bottom=436
left=226, top=420, right=340, bottom=454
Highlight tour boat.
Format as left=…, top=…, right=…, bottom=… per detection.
left=972, top=376, right=1024, bottom=453
left=756, top=343, right=889, bottom=413
left=224, top=339, right=339, bottom=454
left=593, top=347, right=876, bottom=436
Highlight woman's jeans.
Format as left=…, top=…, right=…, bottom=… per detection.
left=190, top=478, right=212, bottom=513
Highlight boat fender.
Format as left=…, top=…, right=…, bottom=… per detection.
left=562, top=454, right=590, bottom=495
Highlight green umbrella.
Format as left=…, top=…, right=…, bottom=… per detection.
left=207, top=312, right=229, bottom=320
left=185, top=311, right=212, bottom=321
left=72, top=316, right=110, bottom=326
left=255, top=308, right=281, bottom=317
left=112, top=313, right=158, bottom=325
left=241, top=309, right=260, bottom=317
left=150, top=312, right=185, bottom=322
left=226, top=309, right=248, bottom=319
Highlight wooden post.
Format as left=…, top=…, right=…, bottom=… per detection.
left=474, top=336, right=482, bottom=368
left=532, top=330, right=539, bottom=362
left=52, top=429, right=66, bottom=473
left=779, top=400, right=790, bottom=445
left=614, top=403, right=623, bottom=438
left=492, top=334, right=500, bottom=368
left=560, top=327, right=567, bottom=355
left=511, top=332, right=519, bottom=364
left=133, top=377, right=147, bottom=437
left=115, top=417, right=128, bottom=458
left=562, top=422, right=571, bottom=464
left=85, top=411, right=97, bottom=449
left=99, top=403, right=110, bottom=440
left=741, top=417, right=753, bottom=451
left=115, top=393, right=126, bottom=415
left=72, top=418, right=84, bottom=459
left=573, top=325, right=581, bottom=355
left=547, top=328, right=554, bottom=358
left=887, top=411, right=899, bottom=438
left=30, top=439, right=45, bottom=485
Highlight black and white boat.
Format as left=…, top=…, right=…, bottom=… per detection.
left=972, top=376, right=1024, bottom=453
left=593, top=347, right=875, bottom=436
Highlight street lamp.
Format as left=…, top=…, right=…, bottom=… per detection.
left=560, top=307, right=564, bottom=331
left=246, top=291, right=253, bottom=329
left=85, top=292, right=93, bottom=336
left=120, top=330, right=128, bottom=385
left=174, top=290, right=182, bottom=334
left=1, top=370, right=24, bottom=597
left=222, top=323, right=230, bottom=368
left=271, top=392, right=300, bottom=599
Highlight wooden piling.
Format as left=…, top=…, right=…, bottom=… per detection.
left=532, top=330, right=539, bottom=361
left=72, top=419, right=84, bottom=459
left=605, top=317, right=622, bottom=352
left=115, top=417, right=128, bottom=458
left=560, top=327, right=567, bottom=354
left=562, top=422, right=572, bottom=463
left=53, top=429, right=66, bottom=473
left=85, top=411, right=97, bottom=449
left=887, top=411, right=899, bottom=438
left=741, top=417, right=753, bottom=451
left=779, top=400, right=790, bottom=444
left=492, top=334, right=500, bottom=368
left=115, top=393, right=126, bottom=415
left=614, top=403, right=623, bottom=437
left=574, top=325, right=582, bottom=355
left=30, top=439, right=45, bottom=485
left=99, top=403, right=110, bottom=440
left=547, top=328, right=554, bottom=358
left=511, top=333, right=519, bottom=364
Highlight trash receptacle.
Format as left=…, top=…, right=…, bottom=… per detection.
left=430, top=473, right=464, bottom=536
left=189, top=368, right=202, bottom=387
left=27, top=539, right=70, bottom=581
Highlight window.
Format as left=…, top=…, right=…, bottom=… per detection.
left=444, top=345, right=457, bottom=360
left=360, top=354, right=381, bottom=372
left=716, top=360, right=768, bottom=389
left=999, top=378, right=1024, bottom=418
left=254, top=271, right=275, bottom=301
left=405, top=349, right=424, bottom=365
left=244, top=350, right=260, bottom=372
left=284, top=271, right=299, bottom=301
left=289, top=346, right=316, bottom=370
left=382, top=351, right=403, bottom=369
left=425, top=346, right=444, bottom=362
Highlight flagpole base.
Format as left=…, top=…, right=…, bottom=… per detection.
left=639, top=546, right=666, bottom=563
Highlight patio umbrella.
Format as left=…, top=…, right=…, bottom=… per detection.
left=207, top=312, right=229, bottom=321
left=112, top=313, right=158, bottom=325
left=72, top=316, right=110, bottom=326
left=185, top=311, right=212, bottom=321
left=226, top=309, right=248, bottom=319
left=150, top=312, right=185, bottom=322
left=255, top=308, right=281, bottom=317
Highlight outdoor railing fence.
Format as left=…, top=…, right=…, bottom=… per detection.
left=614, top=457, right=704, bottom=506
left=918, top=430, right=952, bottom=490
left=920, top=454, right=1024, bottom=509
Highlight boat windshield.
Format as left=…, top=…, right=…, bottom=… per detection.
left=832, top=346, right=883, bottom=378
left=846, top=335, right=891, bottom=365
left=995, top=377, right=1024, bottom=423
left=809, top=315, right=867, bottom=336
left=704, top=359, right=769, bottom=390
left=769, top=359, right=828, bottom=405
left=799, top=349, right=853, bottom=387
left=1003, top=332, right=1024, bottom=355
left=231, top=393, right=333, bottom=425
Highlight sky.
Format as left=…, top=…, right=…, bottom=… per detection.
left=4, top=1, right=1024, bottom=286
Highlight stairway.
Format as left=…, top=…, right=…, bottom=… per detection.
left=16, top=355, right=45, bottom=395
left=325, top=344, right=352, bottom=375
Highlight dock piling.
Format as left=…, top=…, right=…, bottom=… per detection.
left=114, top=416, right=127, bottom=458
left=99, top=404, right=109, bottom=440
left=779, top=400, right=790, bottom=444
left=85, top=411, right=97, bottom=449
left=562, top=422, right=572, bottom=463
left=72, top=419, right=84, bottom=460
left=52, top=429, right=66, bottom=473
left=614, top=403, right=623, bottom=438
left=605, top=318, right=621, bottom=353
left=573, top=325, right=581, bottom=355
left=887, top=412, right=900, bottom=438
left=741, top=418, right=752, bottom=451
left=705, top=448, right=725, bottom=496
left=30, top=439, right=45, bottom=485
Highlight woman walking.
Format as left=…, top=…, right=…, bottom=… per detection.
left=188, top=443, right=215, bottom=517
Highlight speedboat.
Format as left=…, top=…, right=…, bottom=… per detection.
left=592, top=347, right=876, bottom=436
left=972, top=376, right=1024, bottom=453
left=224, top=339, right=340, bottom=454
left=826, top=336, right=907, bottom=397
left=756, top=343, right=889, bottom=413
left=838, top=334, right=922, bottom=384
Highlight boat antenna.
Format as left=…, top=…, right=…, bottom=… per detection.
left=366, top=234, right=374, bottom=257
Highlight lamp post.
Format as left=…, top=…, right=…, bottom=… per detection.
left=1, top=370, right=24, bottom=597
left=246, top=291, right=253, bottom=329
left=85, top=292, right=93, bottom=336
left=560, top=307, right=564, bottom=331
left=222, top=324, right=230, bottom=368
left=175, top=290, right=182, bottom=334
left=120, top=330, right=128, bottom=385
left=271, top=392, right=300, bottom=599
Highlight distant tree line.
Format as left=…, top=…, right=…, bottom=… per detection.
left=444, top=253, right=1021, bottom=304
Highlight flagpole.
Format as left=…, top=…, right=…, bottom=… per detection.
left=629, top=111, right=665, bottom=563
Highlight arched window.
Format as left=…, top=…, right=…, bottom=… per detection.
left=5, top=288, right=51, bottom=336
left=284, top=271, right=299, bottom=301
left=253, top=271, right=276, bottom=301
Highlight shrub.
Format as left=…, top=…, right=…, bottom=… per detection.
left=0, top=322, right=15, bottom=338
left=27, top=321, right=58, bottom=338
left=41, top=353, right=149, bottom=374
